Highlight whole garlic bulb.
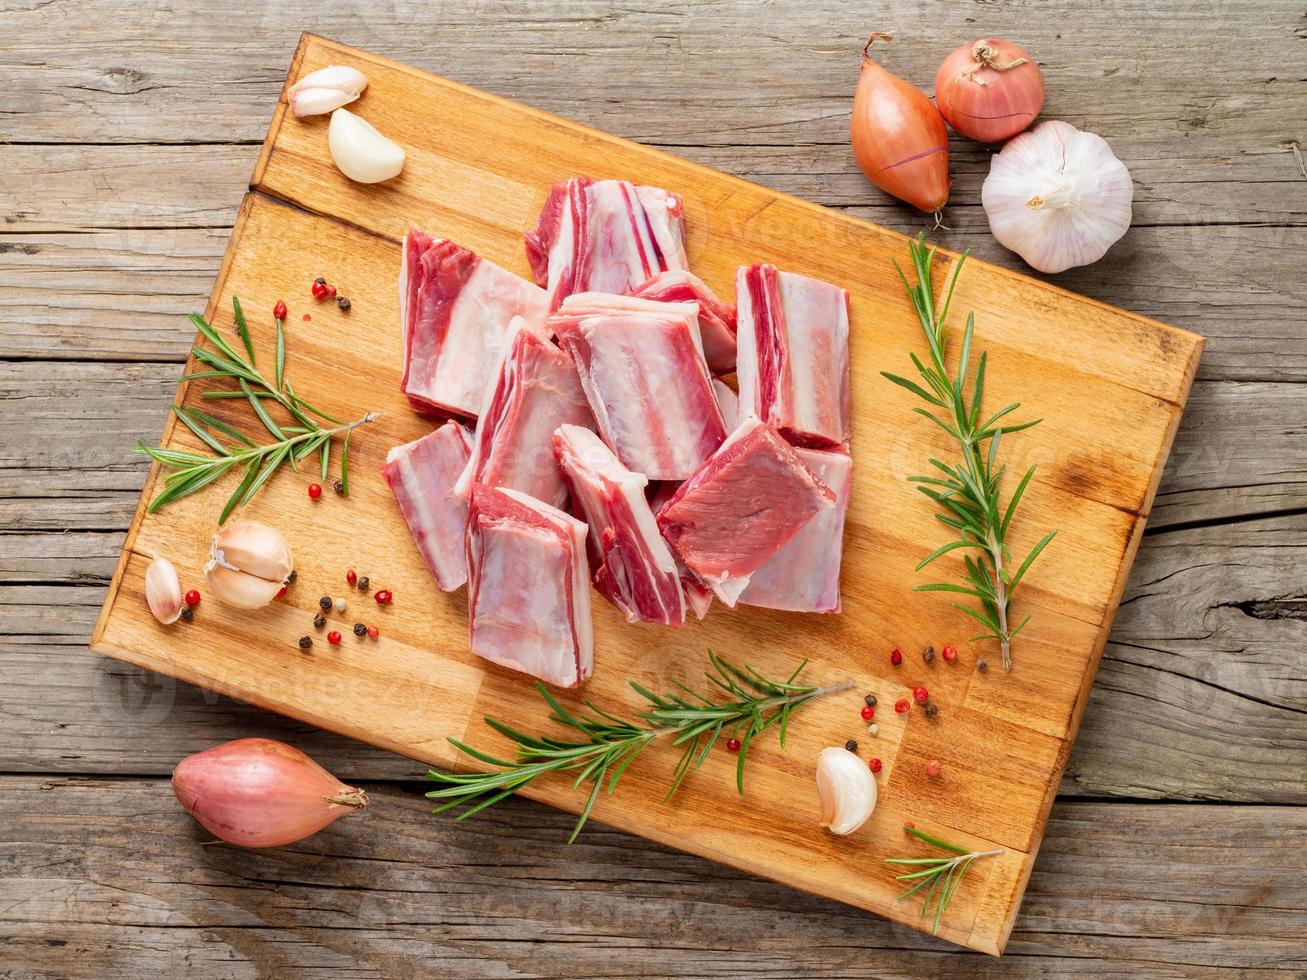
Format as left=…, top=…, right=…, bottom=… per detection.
left=981, top=120, right=1133, bottom=274
left=288, top=65, right=368, bottom=117
left=204, top=520, right=294, bottom=609
left=145, top=557, right=184, bottom=625
left=816, top=746, right=877, bottom=836
left=328, top=108, right=405, bottom=184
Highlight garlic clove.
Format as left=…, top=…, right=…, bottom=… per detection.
left=816, top=746, right=877, bottom=836
left=288, top=65, right=368, bottom=117
left=981, top=120, right=1133, bottom=274
left=328, top=108, right=405, bottom=184
left=210, top=520, right=294, bottom=584
left=204, top=563, right=285, bottom=610
left=145, top=557, right=184, bottom=624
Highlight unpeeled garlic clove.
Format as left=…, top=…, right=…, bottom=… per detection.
left=204, top=520, right=293, bottom=610
left=816, top=746, right=877, bottom=836
left=145, top=557, right=184, bottom=625
left=288, top=65, right=368, bottom=117
left=328, top=108, right=405, bottom=184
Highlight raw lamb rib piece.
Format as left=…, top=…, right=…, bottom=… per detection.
left=525, top=177, right=689, bottom=310
left=739, top=447, right=852, bottom=613
left=657, top=416, right=836, bottom=607
left=649, top=481, right=716, bottom=622
left=455, top=319, right=593, bottom=509
left=553, top=424, right=685, bottom=627
left=712, top=379, right=739, bottom=432
left=736, top=264, right=851, bottom=448
left=400, top=230, right=549, bottom=418
left=552, top=293, right=726, bottom=481
left=382, top=421, right=475, bottom=592
left=633, top=269, right=738, bottom=373
left=465, top=484, right=593, bottom=688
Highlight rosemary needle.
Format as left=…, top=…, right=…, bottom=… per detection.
left=882, top=234, right=1056, bottom=670
left=886, top=824, right=1004, bottom=935
left=426, top=651, right=853, bottom=843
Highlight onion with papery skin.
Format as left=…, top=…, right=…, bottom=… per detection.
left=935, top=39, right=1044, bottom=144
left=851, top=33, right=950, bottom=213
left=172, top=738, right=368, bottom=847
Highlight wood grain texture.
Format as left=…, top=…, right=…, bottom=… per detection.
left=87, top=36, right=1203, bottom=953
left=2, top=778, right=1304, bottom=979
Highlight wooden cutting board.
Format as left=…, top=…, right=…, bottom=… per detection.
left=92, top=34, right=1203, bottom=954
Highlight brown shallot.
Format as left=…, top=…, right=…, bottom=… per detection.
left=935, top=39, right=1044, bottom=144
left=172, top=738, right=368, bottom=847
left=850, top=33, right=950, bottom=213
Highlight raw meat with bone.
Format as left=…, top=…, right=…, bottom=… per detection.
left=553, top=424, right=685, bottom=627
left=400, top=230, right=549, bottom=418
left=525, top=177, right=689, bottom=311
left=739, top=447, right=852, bottom=613
left=656, top=416, right=837, bottom=607
left=465, top=484, right=593, bottom=688
left=736, top=264, right=851, bottom=448
left=552, top=292, right=726, bottom=481
left=633, top=269, right=738, bottom=374
left=455, top=318, right=593, bottom=510
left=382, top=421, right=475, bottom=592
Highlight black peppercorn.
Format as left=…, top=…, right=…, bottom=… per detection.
left=314, top=612, right=326, bottom=629
left=977, top=659, right=989, bottom=672
left=923, top=645, right=936, bottom=663
left=298, top=636, right=312, bottom=649
left=319, top=595, right=332, bottom=610
left=864, top=694, right=877, bottom=707
left=337, top=296, right=351, bottom=312
left=314, top=276, right=326, bottom=285
left=333, top=479, right=345, bottom=495
left=844, top=739, right=858, bottom=753
left=353, top=623, right=367, bottom=637
left=923, top=702, right=939, bottom=719
left=180, top=607, right=194, bottom=622
left=356, top=576, right=369, bottom=592
left=287, top=569, right=297, bottom=584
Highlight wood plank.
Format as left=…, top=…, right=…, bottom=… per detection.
left=1, top=778, right=1302, bottom=977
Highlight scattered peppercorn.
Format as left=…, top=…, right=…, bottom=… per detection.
left=319, top=595, right=332, bottom=610
left=867, top=723, right=878, bottom=735
left=346, top=569, right=357, bottom=586
left=333, top=480, right=345, bottom=495
left=869, top=758, right=882, bottom=773
left=890, top=648, right=903, bottom=666
left=184, top=589, right=200, bottom=607
left=273, top=300, right=288, bottom=320
left=308, top=483, right=323, bottom=500
left=180, top=607, right=194, bottom=622
left=977, top=659, right=989, bottom=672
left=298, top=636, right=312, bottom=649
left=374, top=589, right=393, bottom=605
left=913, top=686, right=929, bottom=703
left=287, top=569, right=297, bottom=584
left=844, top=739, right=858, bottom=753
left=357, top=576, right=369, bottom=592
left=314, top=277, right=326, bottom=285
left=311, top=280, right=329, bottom=300
left=334, top=597, right=347, bottom=613
left=327, top=630, right=342, bottom=646
left=864, top=694, right=877, bottom=707
left=903, top=821, right=915, bottom=829
left=725, top=737, right=742, bottom=753
left=860, top=704, right=874, bottom=720
left=337, top=296, right=351, bottom=312
left=325, top=284, right=337, bottom=298
left=314, top=612, right=326, bottom=629
left=353, top=623, right=367, bottom=637
left=894, top=698, right=911, bottom=714
left=923, top=645, right=936, bottom=663
left=366, top=625, right=379, bottom=639
left=276, top=586, right=287, bottom=599
left=923, top=702, right=939, bottom=719
left=925, top=759, right=941, bottom=778
left=941, top=644, right=957, bottom=662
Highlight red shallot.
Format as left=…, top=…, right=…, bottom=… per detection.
left=850, top=33, right=950, bottom=213
left=172, top=738, right=368, bottom=847
left=935, top=39, right=1044, bottom=144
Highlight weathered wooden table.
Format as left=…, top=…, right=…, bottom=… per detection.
left=3, top=1, right=1305, bottom=975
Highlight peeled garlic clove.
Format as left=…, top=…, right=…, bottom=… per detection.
left=145, top=557, right=184, bottom=624
left=204, top=520, right=293, bottom=610
left=211, top=520, right=294, bottom=583
left=816, top=746, right=877, bottom=836
left=981, top=119, right=1133, bottom=274
left=328, top=108, right=405, bottom=184
left=288, top=65, right=368, bottom=117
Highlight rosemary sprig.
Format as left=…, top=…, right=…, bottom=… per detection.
left=883, top=234, right=1056, bottom=670
left=134, top=297, right=380, bottom=523
left=886, top=824, right=1004, bottom=936
left=426, top=651, right=853, bottom=843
